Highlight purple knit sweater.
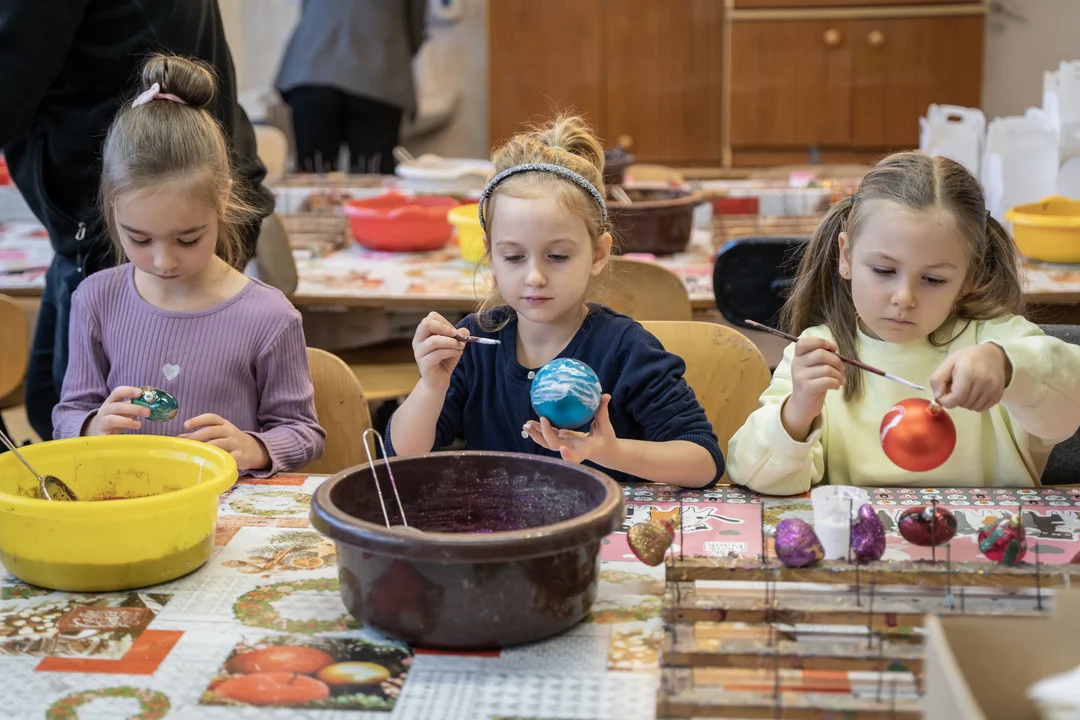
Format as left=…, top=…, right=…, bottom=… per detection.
left=53, top=265, right=325, bottom=475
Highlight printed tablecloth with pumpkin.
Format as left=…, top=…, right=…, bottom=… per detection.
left=0, top=477, right=1078, bottom=719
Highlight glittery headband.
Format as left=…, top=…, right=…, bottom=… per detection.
left=477, top=163, right=607, bottom=231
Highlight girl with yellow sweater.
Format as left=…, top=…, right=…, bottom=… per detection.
left=727, top=153, right=1080, bottom=495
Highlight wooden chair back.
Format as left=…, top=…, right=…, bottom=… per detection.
left=640, top=321, right=771, bottom=483
left=255, top=125, right=289, bottom=181
left=0, top=295, right=28, bottom=402
left=1040, top=324, right=1080, bottom=485
left=303, top=347, right=373, bottom=475
left=599, top=257, right=692, bottom=321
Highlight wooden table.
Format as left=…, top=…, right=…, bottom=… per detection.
left=4, top=222, right=1080, bottom=321
left=0, top=479, right=1076, bottom=718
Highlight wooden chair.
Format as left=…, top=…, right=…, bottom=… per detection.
left=338, top=341, right=420, bottom=405
left=0, top=295, right=28, bottom=403
left=1040, top=324, right=1080, bottom=485
left=302, top=347, right=373, bottom=475
left=640, top=321, right=771, bottom=483
left=600, top=257, right=693, bottom=321
left=253, top=213, right=298, bottom=296
left=254, top=125, right=289, bottom=181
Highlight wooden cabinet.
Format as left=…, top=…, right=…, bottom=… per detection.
left=727, top=4, right=985, bottom=165
left=729, top=19, right=854, bottom=149
left=734, top=0, right=982, bottom=7
left=850, top=16, right=984, bottom=148
left=487, top=1, right=604, bottom=147
left=604, top=0, right=724, bottom=163
left=488, top=0, right=725, bottom=164
left=489, top=1, right=986, bottom=168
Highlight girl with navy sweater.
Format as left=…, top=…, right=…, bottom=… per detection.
left=387, top=116, right=723, bottom=488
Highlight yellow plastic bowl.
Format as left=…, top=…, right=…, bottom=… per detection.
left=1005, top=195, right=1080, bottom=264
left=0, top=435, right=237, bottom=591
left=448, top=203, right=487, bottom=264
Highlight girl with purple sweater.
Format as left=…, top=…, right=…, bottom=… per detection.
left=52, top=54, right=325, bottom=476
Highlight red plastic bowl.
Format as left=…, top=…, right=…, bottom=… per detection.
left=342, top=193, right=458, bottom=252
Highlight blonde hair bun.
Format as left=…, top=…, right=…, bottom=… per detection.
left=532, top=115, right=606, bottom=178
left=493, top=114, right=606, bottom=194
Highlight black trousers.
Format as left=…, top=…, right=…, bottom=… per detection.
left=24, top=252, right=92, bottom=442
left=284, top=86, right=403, bottom=174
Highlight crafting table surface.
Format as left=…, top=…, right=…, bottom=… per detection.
left=3, top=220, right=1080, bottom=309
left=1, top=477, right=1077, bottom=720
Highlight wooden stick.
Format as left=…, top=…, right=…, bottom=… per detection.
left=662, top=630, right=923, bottom=674
left=772, top=643, right=781, bottom=704
left=679, top=495, right=685, bottom=562
left=856, top=556, right=862, bottom=606
left=665, top=582, right=1053, bottom=627
left=1034, top=524, right=1043, bottom=611
left=760, top=500, right=766, bottom=564
left=876, top=639, right=886, bottom=703
left=668, top=556, right=1079, bottom=587
left=867, top=583, right=876, bottom=649
left=848, top=498, right=854, bottom=566
left=658, top=669, right=921, bottom=720
left=744, top=320, right=925, bottom=390
left=930, top=499, right=938, bottom=564
left=946, top=543, right=954, bottom=611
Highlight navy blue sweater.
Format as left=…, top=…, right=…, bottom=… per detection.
left=387, top=305, right=724, bottom=487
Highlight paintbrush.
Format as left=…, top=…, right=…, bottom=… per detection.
left=744, top=320, right=925, bottom=391
left=456, top=334, right=500, bottom=345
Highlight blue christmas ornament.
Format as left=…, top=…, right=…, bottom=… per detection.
left=529, top=358, right=603, bottom=429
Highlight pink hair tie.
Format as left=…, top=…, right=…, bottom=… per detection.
left=131, top=82, right=188, bottom=108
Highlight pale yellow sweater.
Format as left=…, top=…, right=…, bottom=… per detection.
left=727, top=315, right=1080, bottom=495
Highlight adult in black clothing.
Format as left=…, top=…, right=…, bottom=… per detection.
left=0, top=0, right=275, bottom=444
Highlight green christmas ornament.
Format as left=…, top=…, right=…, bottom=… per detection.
left=131, top=386, right=179, bottom=422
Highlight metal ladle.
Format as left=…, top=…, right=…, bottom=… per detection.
left=0, top=430, right=79, bottom=501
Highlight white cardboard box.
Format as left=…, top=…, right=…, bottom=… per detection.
left=925, top=590, right=1080, bottom=720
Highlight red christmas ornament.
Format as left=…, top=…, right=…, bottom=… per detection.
left=977, top=513, right=1027, bottom=565
left=879, top=398, right=956, bottom=472
left=897, top=504, right=958, bottom=546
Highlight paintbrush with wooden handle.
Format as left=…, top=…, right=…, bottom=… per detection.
left=744, top=320, right=925, bottom=391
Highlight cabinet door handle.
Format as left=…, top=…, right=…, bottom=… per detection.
left=867, top=30, right=886, bottom=48
left=822, top=28, right=843, bottom=48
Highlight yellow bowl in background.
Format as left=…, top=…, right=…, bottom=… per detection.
left=448, top=203, right=487, bottom=264
left=1005, top=195, right=1080, bottom=264
left=0, top=435, right=237, bottom=591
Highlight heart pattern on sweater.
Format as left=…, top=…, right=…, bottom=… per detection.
left=162, top=364, right=180, bottom=382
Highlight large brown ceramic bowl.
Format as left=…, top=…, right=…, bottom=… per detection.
left=310, top=452, right=624, bottom=649
left=608, top=186, right=705, bottom=255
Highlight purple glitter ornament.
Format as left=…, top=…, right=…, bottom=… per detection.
left=850, top=503, right=886, bottom=564
left=773, top=518, right=824, bottom=568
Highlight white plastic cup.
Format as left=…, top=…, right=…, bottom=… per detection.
left=811, top=486, right=871, bottom=560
